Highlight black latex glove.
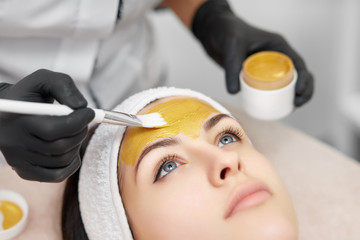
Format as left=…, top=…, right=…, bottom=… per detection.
left=0, top=69, right=95, bottom=182
left=192, top=0, right=313, bottom=107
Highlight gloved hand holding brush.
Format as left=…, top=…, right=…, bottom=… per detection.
left=0, top=69, right=94, bottom=182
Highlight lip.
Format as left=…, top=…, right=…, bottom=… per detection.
left=225, top=180, right=272, bottom=219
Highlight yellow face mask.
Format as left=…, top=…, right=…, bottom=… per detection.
left=120, top=98, right=220, bottom=166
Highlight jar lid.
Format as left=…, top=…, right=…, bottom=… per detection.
left=0, top=190, right=29, bottom=240
left=242, top=51, right=294, bottom=90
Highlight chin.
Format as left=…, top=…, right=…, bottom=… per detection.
left=254, top=215, right=298, bottom=240
left=231, top=222, right=298, bottom=240
left=228, top=205, right=298, bottom=240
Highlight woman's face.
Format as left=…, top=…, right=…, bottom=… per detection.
left=118, top=97, right=297, bottom=240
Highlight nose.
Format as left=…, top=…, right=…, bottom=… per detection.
left=189, top=140, right=241, bottom=187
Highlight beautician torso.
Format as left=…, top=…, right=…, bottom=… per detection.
left=0, top=0, right=165, bottom=109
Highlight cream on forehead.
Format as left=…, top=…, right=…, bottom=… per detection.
left=119, top=98, right=220, bottom=166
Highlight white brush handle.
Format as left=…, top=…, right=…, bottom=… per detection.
left=0, top=99, right=105, bottom=123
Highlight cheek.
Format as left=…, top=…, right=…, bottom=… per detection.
left=239, top=146, right=289, bottom=195
left=141, top=170, right=210, bottom=214
left=240, top=147, right=296, bottom=215
left=240, top=146, right=278, bottom=179
left=128, top=169, right=221, bottom=238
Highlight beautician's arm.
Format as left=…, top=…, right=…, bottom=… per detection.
left=160, top=0, right=313, bottom=107
left=0, top=0, right=120, bottom=38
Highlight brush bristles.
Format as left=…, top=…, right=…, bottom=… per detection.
left=137, top=113, right=167, bottom=128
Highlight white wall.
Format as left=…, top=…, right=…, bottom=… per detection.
left=151, top=0, right=360, bottom=159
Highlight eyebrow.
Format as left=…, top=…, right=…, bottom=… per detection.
left=203, top=113, right=232, bottom=131
left=134, top=113, right=231, bottom=177
left=135, top=138, right=179, bottom=174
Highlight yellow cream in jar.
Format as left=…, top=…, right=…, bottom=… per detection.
left=0, top=200, right=23, bottom=230
left=242, top=51, right=294, bottom=90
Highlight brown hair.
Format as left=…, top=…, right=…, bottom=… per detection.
left=61, top=125, right=99, bottom=240
left=61, top=170, right=89, bottom=240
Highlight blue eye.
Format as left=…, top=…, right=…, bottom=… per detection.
left=218, top=135, right=236, bottom=148
left=155, top=161, right=180, bottom=182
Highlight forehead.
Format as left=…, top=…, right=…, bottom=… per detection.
left=119, top=97, right=220, bottom=166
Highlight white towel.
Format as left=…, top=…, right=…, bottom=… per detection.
left=78, top=87, right=231, bottom=240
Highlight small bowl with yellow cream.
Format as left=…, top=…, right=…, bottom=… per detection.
left=0, top=190, right=29, bottom=240
left=240, top=51, right=297, bottom=120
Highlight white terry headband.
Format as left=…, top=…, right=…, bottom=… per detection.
left=78, top=87, right=231, bottom=240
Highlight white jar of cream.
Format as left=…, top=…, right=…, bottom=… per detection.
left=240, top=51, right=297, bottom=120
left=0, top=190, right=29, bottom=240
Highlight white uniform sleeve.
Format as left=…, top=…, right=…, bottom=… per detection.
left=0, top=0, right=119, bottom=38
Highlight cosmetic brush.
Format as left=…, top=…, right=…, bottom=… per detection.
left=0, top=99, right=166, bottom=128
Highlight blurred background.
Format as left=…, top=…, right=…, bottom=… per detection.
left=150, top=0, right=360, bottom=161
